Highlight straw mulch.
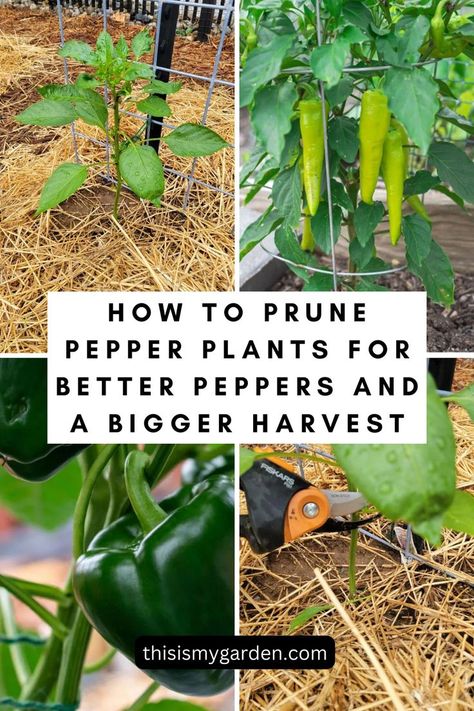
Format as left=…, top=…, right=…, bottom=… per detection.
left=0, top=24, right=234, bottom=352
left=240, top=359, right=474, bottom=710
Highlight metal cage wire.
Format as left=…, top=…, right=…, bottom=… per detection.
left=56, top=0, right=235, bottom=209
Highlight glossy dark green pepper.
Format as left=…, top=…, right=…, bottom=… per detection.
left=181, top=452, right=234, bottom=486
left=0, top=358, right=86, bottom=481
left=73, top=451, right=234, bottom=696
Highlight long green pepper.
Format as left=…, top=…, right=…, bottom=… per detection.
left=382, top=126, right=405, bottom=245
left=299, top=98, right=325, bottom=217
left=359, top=90, right=391, bottom=204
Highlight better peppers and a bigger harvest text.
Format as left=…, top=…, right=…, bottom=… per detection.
left=240, top=0, right=474, bottom=306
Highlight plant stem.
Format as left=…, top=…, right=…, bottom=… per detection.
left=20, top=576, right=75, bottom=705
left=147, top=444, right=176, bottom=487
left=55, top=610, right=92, bottom=705
left=127, top=682, right=160, bottom=711
left=0, top=574, right=67, bottom=602
left=72, top=444, right=119, bottom=559
left=112, top=89, right=123, bottom=221
left=0, top=589, right=30, bottom=686
left=0, top=574, right=69, bottom=639
left=84, top=646, right=116, bottom=674
left=348, top=513, right=359, bottom=600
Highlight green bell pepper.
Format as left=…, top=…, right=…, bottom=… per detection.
left=0, top=358, right=86, bottom=481
left=73, top=450, right=234, bottom=696
left=181, top=452, right=234, bottom=486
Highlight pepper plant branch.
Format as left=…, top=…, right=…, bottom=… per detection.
left=0, top=575, right=69, bottom=640
left=72, top=444, right=120, bottom=559
left=127, top=682, right=160, bottom=711
left=0, top=574, right=67, bottom=603
left=19, top=576, right=75, bottom=704
left=0, top=589, right=30, bottom=687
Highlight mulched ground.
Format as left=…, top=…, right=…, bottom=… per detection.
left=273, top=268, right=474, bottom=353
left=0, top=6, right=234, bottom=82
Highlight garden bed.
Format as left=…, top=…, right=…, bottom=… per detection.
left=0, top=9, right=234, bottom=352
left=272, top=268, right=474, bottom=353
left=240, top=359, right=474, bottom=710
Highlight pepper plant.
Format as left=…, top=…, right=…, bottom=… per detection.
left=240, top=374, right=474, bottom=596
left=16, top=29, right=228, bottom=220
left=240, top=0, right=474, bottom=305
left=0, top=359, right=234, bottom=709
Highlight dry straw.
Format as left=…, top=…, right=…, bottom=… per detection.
left=0, top=19, right=234, bottom=353
left=240, top=360, right=474, bottom=710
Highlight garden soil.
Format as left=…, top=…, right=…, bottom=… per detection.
left=240, top=359, right=474, bottom=710
left=0, top=9, right=234, bottom=352
left=273, top=268, right=474, bottom=353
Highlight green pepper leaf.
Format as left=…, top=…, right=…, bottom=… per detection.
left=330, top=179, right=354, bottom=212
left=403, top=214, right=433, bottom=266
left=131, top=29, right=152, bottom=59
left=0, top=459, right=82, bottom=530
left=310, top=202, right=342, bottom=254
left=240, top=446, right=257, bottom=475
left=115, top=35, right=129, bottom=60
left=310, top=37, right=350, bottom=88
left=272, top=162, right=302, bottom=227
left=251, top=81, right=298, bottom=162
left=58, top=39, right=95, bottom=64
left=136, top=95, right=172, bottom=117
left=384, top=67, right=439, bottom=155
left=240, top=207, right=282, bottom=259
left=328, top=116, right=359, bottom=163
left=404, top=170, right=440, bottom=196
left=36, top=162, right=88, bottom=215
left=119, top=144, right=164, bottom=202
left=443, top=490, right=474, bottom=536
left=16, top=99, right=76, bottom=127
left=438, top=107, right=474, bottom=136
left=95, top=31, right=115, bottom=64
left=349, top=234, right=374, bottom=269
left=142, top=79, right=182, bottom=95
left=433, top=184, right=465, bottom=210
left=342, top=0, right=372, bottom=30
left=240, top=35, right=293, bottom=107
left=274, top=225, right=318, bottom=281
left=162, top=123, right=228, bottom=156
left=124, top=62, right=154, bottom=81
left=428, top=141, right=474, bottom=204
left=333, top=375, right=456, bottom=546
left=407, top=238, right=454, bottom=307
left=325, top=77, right=353, bottom=108
left=302, top=272, right=336, bottom=291
left=354, top=201, right=384, bottom=246
left=444, top=383, right=474, bottom=421
left=73, top=91, right=108, bottom=130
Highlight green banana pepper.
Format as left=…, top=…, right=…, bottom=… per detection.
left=74, top=450, right=234, bottom=696
left=0, top=358, right=86, bottom=481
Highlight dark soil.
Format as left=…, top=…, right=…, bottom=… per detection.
left=273, top=267, right=474, bottom=353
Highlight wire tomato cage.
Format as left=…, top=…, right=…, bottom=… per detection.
left=55, top=0, right=235, bottom=210
left=250, top=0, right=474, bottom=291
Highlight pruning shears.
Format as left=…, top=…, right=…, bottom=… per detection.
left=240, top=451, right=378, bottom=554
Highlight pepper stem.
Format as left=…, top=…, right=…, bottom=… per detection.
left=125, top=450, right=168, bottom=533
